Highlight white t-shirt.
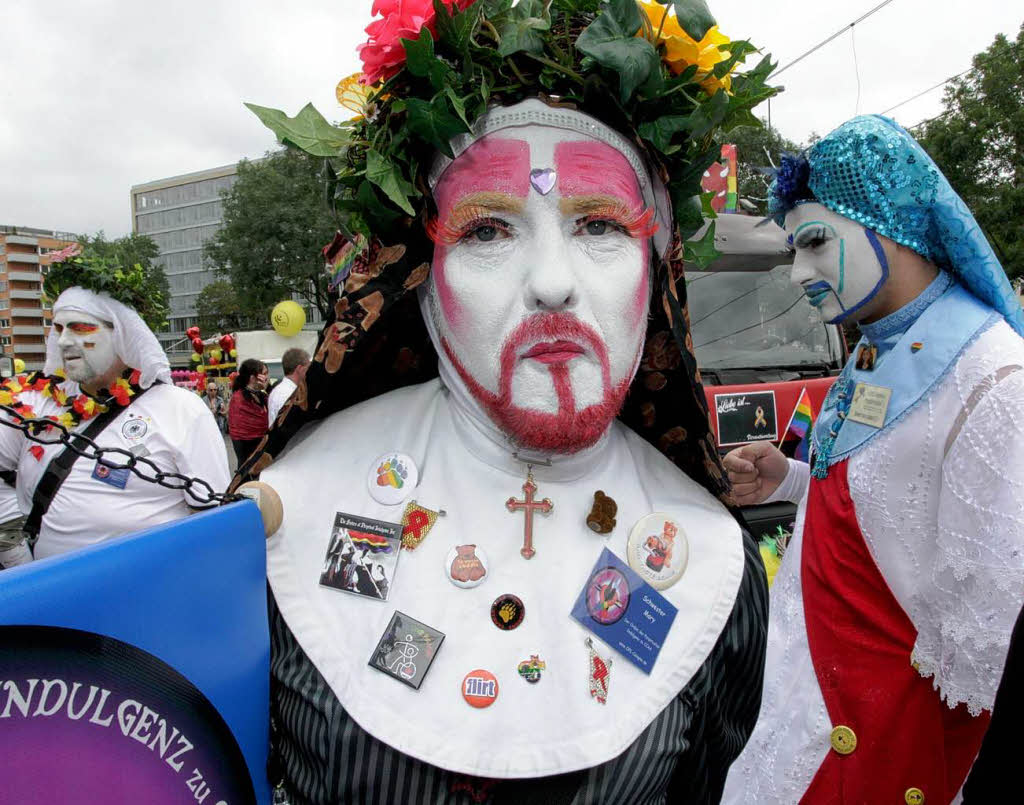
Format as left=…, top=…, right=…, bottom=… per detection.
left=0, top=382, right=231, bottom=560
left=266, top=376, right=296, bottom=427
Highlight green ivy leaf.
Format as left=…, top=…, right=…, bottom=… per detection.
left=435, top=0, right=479, bottom=58
left=673, top=194, right=704, bottom=240
left=577, top=0, right=659, bottom=104
left=687, top=87, right=730, bottom=139
left=712, top=39, right=756, bottom=78
left=402, top=28, right=454, bottom=90
left=245, top=102, right=351, bottom=157
left=638, top=115, right=690, bottom=154
left=365, top=150, right=417, bottom=216
left=684, top=221, right=721, bottom=269
left=497, top=0, right=551, bottom=57
left=406, top=96, right=470, bottom=157
left=444, top=86, right=471, bottom=128
left=356, top=180, right=404, bottom=232
left=669, top=0, right=716, bottom=41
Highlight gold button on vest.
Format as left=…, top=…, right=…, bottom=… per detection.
left=904, top=788, right=925, bottom=805
left=829, top=725, right=857, bottom=755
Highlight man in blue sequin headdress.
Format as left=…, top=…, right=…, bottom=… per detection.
left=721, top=115, right=1024, bottom=803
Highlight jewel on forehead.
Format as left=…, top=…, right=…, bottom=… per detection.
left=529, top=168, right=556, bottom=196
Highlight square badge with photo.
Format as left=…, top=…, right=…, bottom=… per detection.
left=368, top=611, right=445, bottom=690
left=320, top=512, right=402, bottom=601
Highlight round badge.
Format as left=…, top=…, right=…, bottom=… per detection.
left=445, top=544, right=489, bottom=589
left=367, top=451, right=419, bottom=506
left=462, top=669, right=499, bottom=708
left=121, top=417, right=147, bottom=441
left=585, top=566, right=631, bottom=625
left=490, top=594, right=524, bottom=630
left=626, top=513, right=688, bottom=590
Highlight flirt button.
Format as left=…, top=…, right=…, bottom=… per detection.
left=462, top=669, right=499, bottom=708
left=367, top=451, right=419, bottom=506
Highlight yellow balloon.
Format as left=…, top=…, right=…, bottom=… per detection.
left=190, top=352, right=202, bottom=362
left=210, top=347, right=223, bottom=361
left=230, top=348, right=237, bottom=358
left=13, top=358, right=25, bottom=373
left=271, top=300, right=306, bottom=337
left=196, top=365, right=206, bottom=374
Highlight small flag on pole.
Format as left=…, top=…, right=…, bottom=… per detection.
left=782, top=387, right=815, bottom=462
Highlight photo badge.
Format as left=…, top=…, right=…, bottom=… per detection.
left=320, top=512, right=402, bottom=601
left=368, top=611, right=445, bottom=690
left=571, top=547, right=678, bottom=675
left=626, top=513, right=688, bottom=590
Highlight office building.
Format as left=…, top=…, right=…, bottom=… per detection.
left=130, top=164, right=237, bottom=361
left=0, top=225, right=78, bottom=371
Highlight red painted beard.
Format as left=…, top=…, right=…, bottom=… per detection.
left=442, top=312, right=634, bottom=454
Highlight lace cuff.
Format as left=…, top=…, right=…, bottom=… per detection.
left=917, top=370, right=1024, bottom=715
left=762, top=459, right=810, bottom=505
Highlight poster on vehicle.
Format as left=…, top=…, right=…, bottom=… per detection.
left=714, top=390, right=779, bottom=447
left=0, top=502, right=271, bottom=804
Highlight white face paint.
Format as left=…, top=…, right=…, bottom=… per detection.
left=786, top=202, right=889, bottom=325
left=53, top=309, right=118, bottom=385
left=426, top=125, right=654, bottom=452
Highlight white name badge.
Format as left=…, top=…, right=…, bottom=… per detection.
left=846, top=382, right=892, bottom=429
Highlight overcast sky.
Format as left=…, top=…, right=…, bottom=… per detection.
left=2, top=0, right=1020, bottom=238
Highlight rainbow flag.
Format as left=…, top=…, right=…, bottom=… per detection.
left=347, top=529, right=393, bottom=553
left=783, top=387, right=815, bottom=461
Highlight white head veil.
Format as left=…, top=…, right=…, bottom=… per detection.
left=44, top=287, right=172, bottom=389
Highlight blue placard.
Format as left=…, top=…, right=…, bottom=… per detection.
left=570, top=547, right=678, bottom=674
left=0, top=502, right=271, bottom=804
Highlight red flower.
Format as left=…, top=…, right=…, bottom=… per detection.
left=358, top=0, right=477, bottom=85
left=129, top=369, right=142, bottom=386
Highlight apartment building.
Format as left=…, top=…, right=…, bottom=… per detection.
left=130, top=164, right=238, bottom=361
left=0, top=225, right=78, bottom=371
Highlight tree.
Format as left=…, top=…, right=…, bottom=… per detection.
left=194, top=280, right=254, bottom=333
left=724, top=120, right=801, bottom=215
left=204, top=149, right=337, bottom=321
left=916, top=24, right=1024, bottom=280
left=79, top=231, right=170, bottom=308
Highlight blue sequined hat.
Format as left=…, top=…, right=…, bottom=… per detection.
left=768, top=114, right=1024, bottom=336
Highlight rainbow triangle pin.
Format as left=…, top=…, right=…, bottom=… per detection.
left=910, top=342, right=923, bottom=353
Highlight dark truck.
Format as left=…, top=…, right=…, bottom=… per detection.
left=687, top=214, right=848, bottom=537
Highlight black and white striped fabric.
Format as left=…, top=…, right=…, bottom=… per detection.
left=268, top=533, right=767, bottom=805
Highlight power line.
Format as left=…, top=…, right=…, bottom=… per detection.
left=772, top=0, right=897, bottom=78
left=879, top=68, right=971, bottom=116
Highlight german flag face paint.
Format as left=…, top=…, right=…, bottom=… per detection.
left=53, top=309, right=117, bottom=385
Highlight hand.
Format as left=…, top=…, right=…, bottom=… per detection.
left=723, top=441, right=790, bottom=506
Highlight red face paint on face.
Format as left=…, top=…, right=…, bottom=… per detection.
left=432, top=139, right=531, bottom=333
left=443, top=313, right=631, bottom=453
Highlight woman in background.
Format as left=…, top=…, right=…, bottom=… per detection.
left=227, top=358, right=268, bottom=466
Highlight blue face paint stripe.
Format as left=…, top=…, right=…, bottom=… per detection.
left=838, top=239, right=845, bottom=294
left=826, top=229, right=890, bottom=324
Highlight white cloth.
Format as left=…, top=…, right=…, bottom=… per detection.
left=44, top=287, right=172, bottom=388
left=0, top=383, right=231, bottom=560
left=262, top=378, right=745, bottom=778
left=266, top=377, right=296, bottom=427
left=722, top=318, right=1024, bottom=803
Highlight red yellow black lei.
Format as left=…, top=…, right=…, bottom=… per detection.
left=0, top=369, right=143, bottom=431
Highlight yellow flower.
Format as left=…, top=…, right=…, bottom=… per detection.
left=636, top=1, right=734, bottom=93
left=336, top=73, right=377, bottom=119
left=0, top=390, right=12, bottom=406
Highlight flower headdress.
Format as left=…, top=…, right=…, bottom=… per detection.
left=43, top=244, right=170, bottom=332
left=249, top=0, right=777, bottom=252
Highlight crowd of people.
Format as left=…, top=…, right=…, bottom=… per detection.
left=1, top=2, right=1022, bottom=801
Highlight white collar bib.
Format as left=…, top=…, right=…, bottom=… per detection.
left=264, top=380, right=743, bottom=777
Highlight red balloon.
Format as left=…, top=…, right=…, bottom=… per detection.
left=208, top=355, right=219, bottom=366
left=219, top=334, right=234, bottom=352
left=191, top=337, right=204, bottom=353
left=186, top=326, right=201, bottom=340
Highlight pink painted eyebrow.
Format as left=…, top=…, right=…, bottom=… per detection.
left=433, top=137, right=531, bottom=220
left=555, top=141, right=643, bottom=214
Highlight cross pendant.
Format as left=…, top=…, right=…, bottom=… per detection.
left=506, top=465, right=553, bottom=559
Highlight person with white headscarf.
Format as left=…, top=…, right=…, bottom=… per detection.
left=0, top=250, right=230, bottom=567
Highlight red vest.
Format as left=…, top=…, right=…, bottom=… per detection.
left=801, top=460, right=989, bottom=804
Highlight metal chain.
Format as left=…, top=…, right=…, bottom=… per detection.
left=0, top=403, right=242, bottom=507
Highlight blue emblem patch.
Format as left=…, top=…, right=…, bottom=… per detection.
left=92, top=462, right=130, bottom=489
